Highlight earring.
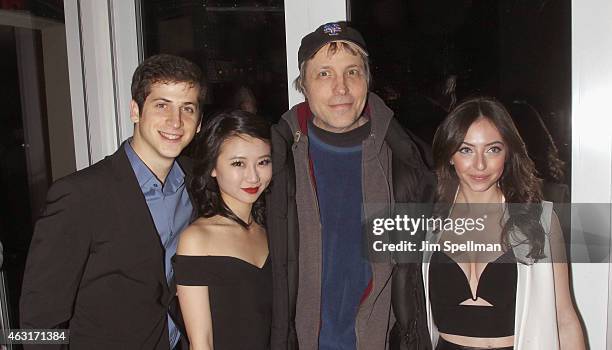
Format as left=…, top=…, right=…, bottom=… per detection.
left=449, top=160, right=454, bottom=166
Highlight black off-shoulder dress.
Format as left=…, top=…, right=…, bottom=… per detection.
left=172, top=255, right=272, bottom=350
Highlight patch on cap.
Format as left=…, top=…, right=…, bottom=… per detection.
left=323, top=23, right=343, bottom=36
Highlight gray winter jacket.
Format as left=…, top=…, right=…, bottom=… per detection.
left=267, top=92, right=435, bottom=350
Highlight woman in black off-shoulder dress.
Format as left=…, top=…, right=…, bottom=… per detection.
left=173, top=110, right=272, bottom=350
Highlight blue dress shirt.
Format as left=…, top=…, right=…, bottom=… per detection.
left=125, top=141, right=193, bottom=349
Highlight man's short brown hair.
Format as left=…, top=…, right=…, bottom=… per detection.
left=131, top=54, right=207, bottom=112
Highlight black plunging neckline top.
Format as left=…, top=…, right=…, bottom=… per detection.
left=428, top=249, right=517, bottom=337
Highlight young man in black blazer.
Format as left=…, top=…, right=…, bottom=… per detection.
left=20, top=54, right=206, bottom=349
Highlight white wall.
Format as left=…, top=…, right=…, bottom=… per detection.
left=571, top=1, right=612, bottom=348
left=64, top=0, right=139, bottom=168
left=64, top=0, right=90, bottom=168
left=108, top=0, right=140, bottom=144
left=70, top=0, right=118, bottom=165
left=284, top=0, right=347, bottom=107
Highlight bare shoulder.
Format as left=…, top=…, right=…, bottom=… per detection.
left=177, top=216, right=238, bottom=256
left=177, top=216, right=225, bottom=255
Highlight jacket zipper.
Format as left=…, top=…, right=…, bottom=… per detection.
left=355, top=132, right=378, bottom=350
left=293, top=129, right=324, bottom=347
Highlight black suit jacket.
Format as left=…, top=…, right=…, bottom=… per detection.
left=20, top=145, right=192, bottom=349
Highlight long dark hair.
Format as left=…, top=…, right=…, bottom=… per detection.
left=191, top=109, right=271, bottom=228
left=432, top=97, right=545, bottom=259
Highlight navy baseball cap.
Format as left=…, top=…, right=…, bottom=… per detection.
left=297, top=21, right=368, bottom=66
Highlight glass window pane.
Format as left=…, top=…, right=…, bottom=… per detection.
left=140, top=0, right=288, bottom=123
left=0, top=0, right=74, bottom=329
left=350, top=0, right=571, bottom=200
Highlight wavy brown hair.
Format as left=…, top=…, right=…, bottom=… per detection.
left=432, top=97, right=545, bottom=260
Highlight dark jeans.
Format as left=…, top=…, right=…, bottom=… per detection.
left=436, top=337, right=513, bottom=350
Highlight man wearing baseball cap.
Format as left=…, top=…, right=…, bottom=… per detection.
left=267, top=22, right=433, bottom=349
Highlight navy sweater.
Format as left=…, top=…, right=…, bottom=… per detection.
left=308, top=121, right=372, bottom=350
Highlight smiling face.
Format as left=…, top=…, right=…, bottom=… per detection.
left=451, top=117, right=507, bottom=199
left=130, top=81, right=201, bottom=171
left=211, top=134, right=272, bottom=210
left=303, top=42, right=368, bottom=133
